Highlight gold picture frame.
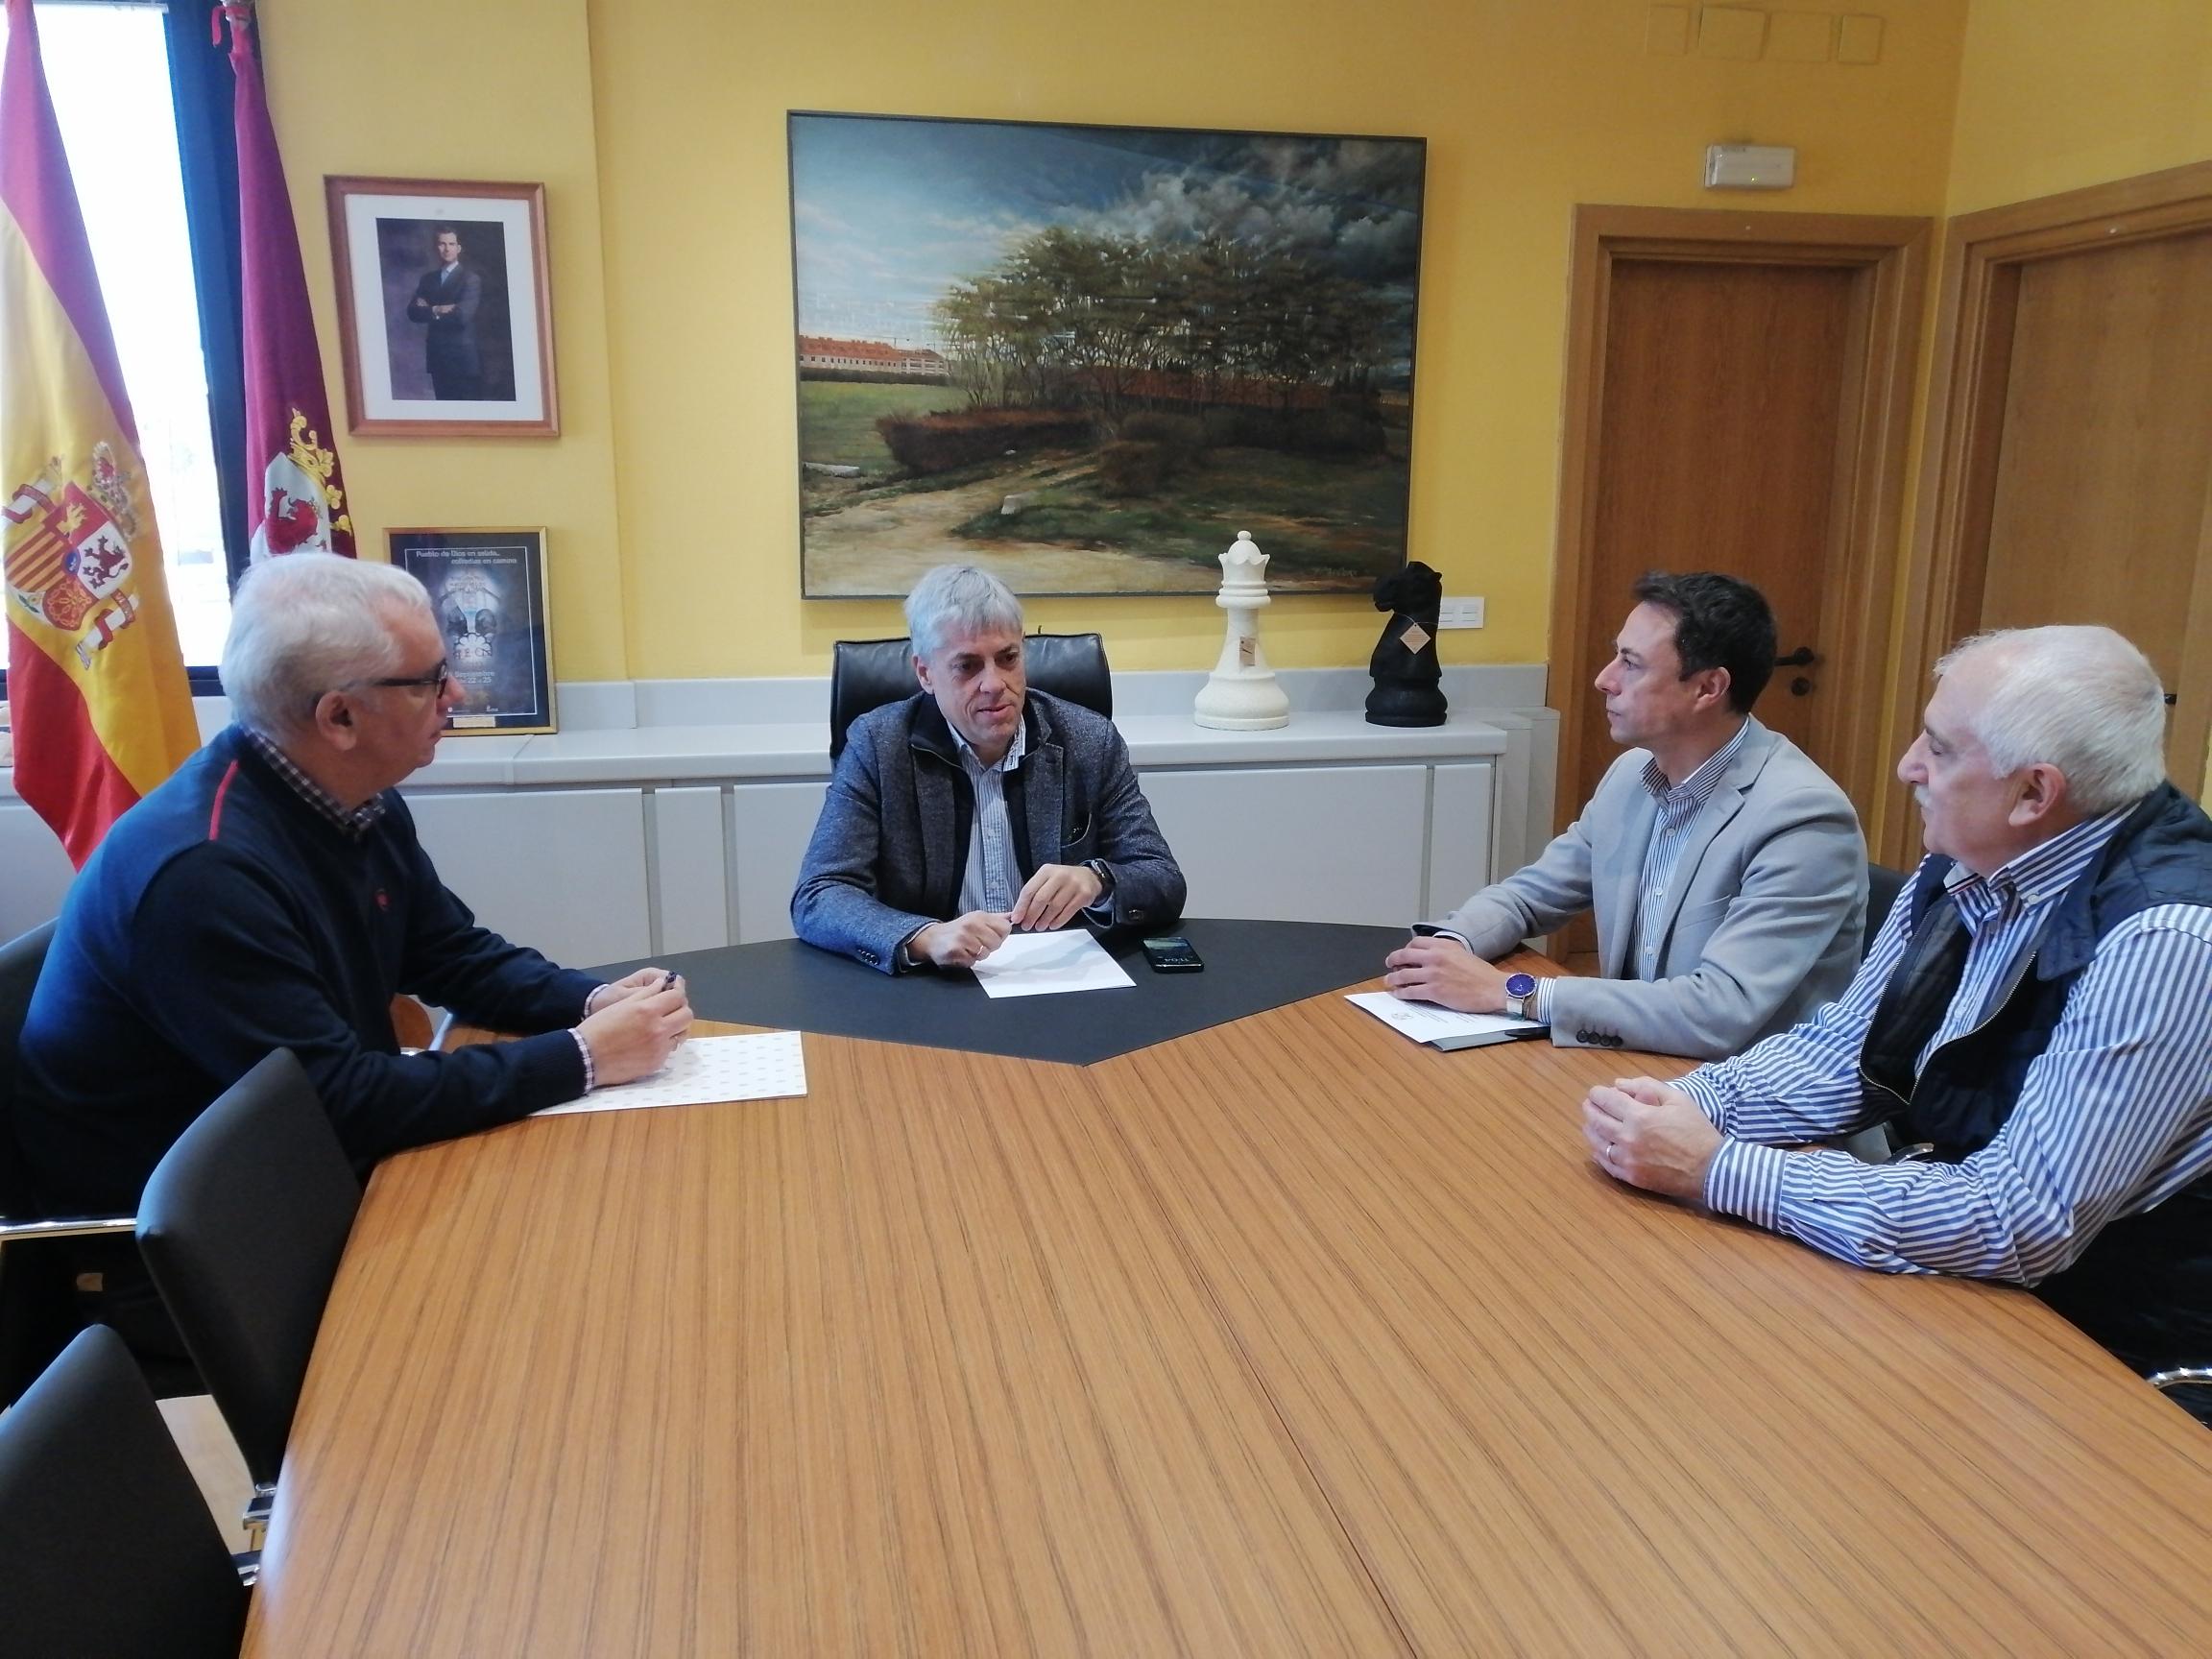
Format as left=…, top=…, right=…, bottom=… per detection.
left=326, top=177, right=559, bottom=437
left=387, top=527, right=557, bottom=734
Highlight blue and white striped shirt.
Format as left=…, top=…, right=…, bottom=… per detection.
left=1681, top=806, right=2212, bottom=1285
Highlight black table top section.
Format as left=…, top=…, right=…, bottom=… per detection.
left=591, top=919, right=1406, bottom=1067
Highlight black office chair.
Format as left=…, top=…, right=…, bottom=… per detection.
left=1864, top=861, right=1910, bottom=960
left=0, top=920, right=161, bottom=1407
left=829, top=632, right=1113, bottom=760
left=0, top=1325, right=251, bottom=1659
left=138, top=1047, right=362, bottom=1548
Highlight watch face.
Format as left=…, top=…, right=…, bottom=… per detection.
left=1504, top=973, right=1537, bottom=998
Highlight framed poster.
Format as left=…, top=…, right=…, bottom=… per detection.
left=788, top=111, right=1425, bottom=596
left=387, top=528, right=556, bottom=734
left=326, top=177, right=560, bottom=437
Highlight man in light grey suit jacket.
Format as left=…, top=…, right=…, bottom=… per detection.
left=1386, top=572, right=1865, bottom=1058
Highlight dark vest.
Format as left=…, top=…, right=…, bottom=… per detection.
left=1858, top=784, right=2212, bottom=1374
left=905, top=695, right=1047, bottom=919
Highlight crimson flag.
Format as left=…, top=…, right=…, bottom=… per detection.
left=220, top=1, right=352, bottom=560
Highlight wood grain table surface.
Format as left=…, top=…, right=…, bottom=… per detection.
left=244, top=978, right=2212, bottom=1656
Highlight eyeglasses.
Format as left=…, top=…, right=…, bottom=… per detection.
left=361, top=659, right=452, bottom=698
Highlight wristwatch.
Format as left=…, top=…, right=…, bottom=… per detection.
left=1503, top=972, right=1538, bottom=1022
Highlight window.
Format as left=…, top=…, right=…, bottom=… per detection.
left=3, top=2, right=228, bottom=669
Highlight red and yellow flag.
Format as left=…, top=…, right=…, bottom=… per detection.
left=2, top=0, right=199, bottom=866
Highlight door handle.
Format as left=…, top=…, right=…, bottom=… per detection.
left=1774, top=646, right=1817, bottom=668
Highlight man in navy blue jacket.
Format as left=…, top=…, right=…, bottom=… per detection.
left=14, top=555, right=691, bottom=1337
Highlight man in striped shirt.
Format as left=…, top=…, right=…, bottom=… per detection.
left=1586, top=625, right=2212, bottom=1411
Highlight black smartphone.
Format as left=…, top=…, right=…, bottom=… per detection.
left=1142, top=935, right=1204, bottom=973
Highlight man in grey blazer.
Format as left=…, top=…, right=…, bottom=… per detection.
left=1386, top=572, right=1865, bottom=1058
left=792, top=565, right=1185, bottom=974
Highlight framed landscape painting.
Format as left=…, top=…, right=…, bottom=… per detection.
left=788, top=112, right=1425, bottom=597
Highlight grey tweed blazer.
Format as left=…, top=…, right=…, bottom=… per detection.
left=791, top=690, right=1186, bottom=973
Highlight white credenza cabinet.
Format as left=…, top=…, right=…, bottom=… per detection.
left=3, top=669, right=1557, bottom=966
left=399, top=758, right=1501, bottom=965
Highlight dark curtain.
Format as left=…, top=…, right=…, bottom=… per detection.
left=161, top=2, right=246, bottom=623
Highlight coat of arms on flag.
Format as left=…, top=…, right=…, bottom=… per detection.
left=4, top=446, right=150, bottom=662
left=252, top=407, right=353, bottom=560
left=4, top=0, right=200, bottom=867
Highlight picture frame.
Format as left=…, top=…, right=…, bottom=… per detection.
left=325, top=177, right=560, bottom=437
left=387, top=528, right=557, bottom=735
left=787, top=111, right=1425, bottom=597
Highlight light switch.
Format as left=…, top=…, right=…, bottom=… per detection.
left=1838, top=13, right=1884, bottom=64
left=1697, top=6, right=1767, bottom=60
left=1766, top=12, right=1835, bottom=61
left=1437, top=597, right=1485, bottom=630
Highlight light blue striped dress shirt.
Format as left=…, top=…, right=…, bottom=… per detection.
left=1681, top=805, right=2212, bottom=1284
left=954, top=719, right=1026, bottom=916
left=1532, top=721, right=1748, bottom=1023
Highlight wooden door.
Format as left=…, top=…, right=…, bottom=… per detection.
left=1976, top=231, right=2212, bottom=781
left=1894, top=162, right=2212, bottom=865
left=1579, top=257, right=1859, bottom=809
left=1550, top=208, right=1930, bottom=958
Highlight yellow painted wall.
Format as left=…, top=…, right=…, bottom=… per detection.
left=1945, top=0, right=2212, bottom=216
left=264, top=0, right=629, bottom=679
left=265, top=0, right=1967, bottom=680
left=1930, top=0, right=2212, bottom=814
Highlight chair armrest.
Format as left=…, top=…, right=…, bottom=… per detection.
left=2149, top=1367, right=2212, bottom=1394
left=0, top=1214, right=136, bottom=1245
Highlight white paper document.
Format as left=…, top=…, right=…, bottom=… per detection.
left=971, top=928, right=1137, bottom=998
left=1345, top=992, right=1547, bottom=1050
left=534, top=1030, right=807, bottom=1117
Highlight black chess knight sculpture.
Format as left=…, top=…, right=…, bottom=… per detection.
left=1364, top=561, right=1448, bottom=727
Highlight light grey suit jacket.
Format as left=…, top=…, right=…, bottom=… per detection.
left=1440, top=719, right=1865, bottom=1058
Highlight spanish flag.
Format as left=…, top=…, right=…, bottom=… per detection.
left=3, top=0, right=199, bottom=867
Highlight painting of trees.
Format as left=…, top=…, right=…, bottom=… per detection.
left=790, top=115, right=1424, bottom=595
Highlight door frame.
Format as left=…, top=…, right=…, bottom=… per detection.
left=1551, top=204, right=1930, bottom=833
left=1885, top=160, right=2212, bottom=865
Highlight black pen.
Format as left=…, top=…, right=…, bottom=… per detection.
left=661, top=971, right=677, bottom=993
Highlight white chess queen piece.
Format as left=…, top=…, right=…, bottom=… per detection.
left=1192, top=530, right=1290, bottom=731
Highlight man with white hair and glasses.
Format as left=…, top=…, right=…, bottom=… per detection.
left=1582, top=625, right=2212, bottom=1416
left=15, top=554, right=691, bottom=1343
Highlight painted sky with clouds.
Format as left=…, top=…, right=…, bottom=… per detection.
left=790, top=114, right=1424, bottom=355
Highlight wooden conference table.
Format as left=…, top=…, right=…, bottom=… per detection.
left=245, top=924, right=2212, bottom=1655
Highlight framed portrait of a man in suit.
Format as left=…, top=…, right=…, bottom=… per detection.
left=326, top=177, right=560, bottom=437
